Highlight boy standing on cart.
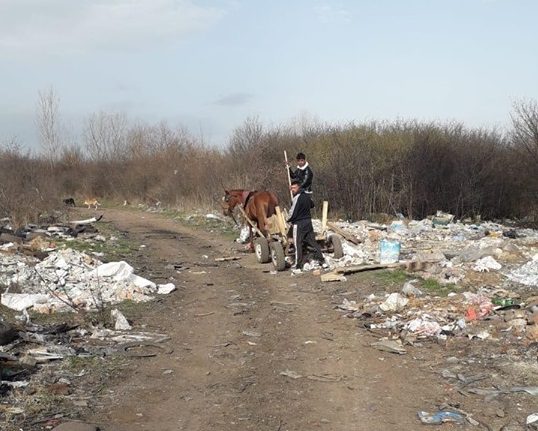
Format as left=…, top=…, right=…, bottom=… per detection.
left=287, top=179, right=326, bottom=271
left=288, top=152, right=313, bottom=194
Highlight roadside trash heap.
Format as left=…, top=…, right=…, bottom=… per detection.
left=319, top=211, right=538, bottom=285
left=0, top=247, right=175, bottom=314
left=321, top=211, right=538, bottom=345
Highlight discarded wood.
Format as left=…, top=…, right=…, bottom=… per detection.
left=327, top=222, right=360, bottom=244
left=68, top=215, right=103, bottom=225
left=307, top=373, right=342, bottom=382
left=270, top=301, right=298, bottom=306
left=320, top=272, right=347, bottom=282
left=214, top=256, right=241, bottom=262
left=335, top=262, right=402, bottom=274
left=117, top=341, right=174, bottom=357
left=193, top=311, right=215, bottom=317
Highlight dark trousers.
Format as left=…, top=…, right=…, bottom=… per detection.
left=292, top=219, right=324, bottom=269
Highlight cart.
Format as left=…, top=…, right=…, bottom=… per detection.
left=238, top=201, right=344, bottom=271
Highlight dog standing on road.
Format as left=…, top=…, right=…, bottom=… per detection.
left=83, top=198, right=101, bottom=210
left=63, top=197, right=76, bottom=207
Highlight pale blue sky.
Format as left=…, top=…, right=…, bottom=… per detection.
left=1, top=0, right=536, bottom=150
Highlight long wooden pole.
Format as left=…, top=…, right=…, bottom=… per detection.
left=284, top=151, right=293, bottom=201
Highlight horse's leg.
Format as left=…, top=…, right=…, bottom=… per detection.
left=256, top=203, right=268, bottom=237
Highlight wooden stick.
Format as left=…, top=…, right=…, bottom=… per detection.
left=284, top=151, right=293, bottom=202
left=237, top=205, right=266, bottom=238
left=334, top=262, right=402, bottom=274
left=326, top=222, right=360, bottom=244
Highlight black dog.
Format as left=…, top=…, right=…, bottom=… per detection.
left=63, top=197, right=76, bottom=207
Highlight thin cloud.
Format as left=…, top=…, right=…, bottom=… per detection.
left=213, top=92, right=254, bottom=107
left=313, top=3, right=352, bottom=23
left=0, top=0, right=228, bottom=59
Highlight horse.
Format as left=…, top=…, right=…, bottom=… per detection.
left=222, top=189, right=279, bottom=249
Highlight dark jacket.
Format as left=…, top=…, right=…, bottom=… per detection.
left=289, top=162, right=313, bottom=193
left=287, top=191, right=315, bottom=224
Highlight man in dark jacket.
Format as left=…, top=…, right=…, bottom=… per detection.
left=288, top=152, right=313, bottom=193
left=287, top=179, right=326, bottom=271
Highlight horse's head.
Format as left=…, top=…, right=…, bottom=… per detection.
left=222, top=189, right=240, bottom=216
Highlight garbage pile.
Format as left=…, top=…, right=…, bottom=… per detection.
left=0, top=214, right=176, bottom=314
left=317, top=212, right=538, bottom=288
left=316, top=212, right=538, bottom=348
left=0, top=248, right=176, bottom=314
left=336, top=282, right=538, bottom=345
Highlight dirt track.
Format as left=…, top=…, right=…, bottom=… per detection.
left=78, top=207, right=456, bottom=431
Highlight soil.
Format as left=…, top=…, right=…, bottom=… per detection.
left=15, top=207, right=537, bottom=430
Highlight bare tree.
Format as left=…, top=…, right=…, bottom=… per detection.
left=36, top=86, right=62, bottom=169
left=83, top=111, right=128, bottom=162
left=510, top=98, right=538, bottom=165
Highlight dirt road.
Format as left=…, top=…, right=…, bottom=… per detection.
left=84, top=208, right=451, bottom=431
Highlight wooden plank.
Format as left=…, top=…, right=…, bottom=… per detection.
left=320, top=272, right=347, bottom=282
left=334, top=262, right=402, bottom=274
left=274, top=206, right=288, bottom=238
left=326, top=222, right=360, bottom=245
left=214, top=256, right=242, bottom=262
left=321, top=201, right=328, bottom=233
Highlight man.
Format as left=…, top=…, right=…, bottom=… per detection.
left=288, top=152, right=313, bottom=193
left=287, top=179, right=326, bottom=271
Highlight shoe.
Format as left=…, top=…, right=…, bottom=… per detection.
left=291, top=267, right=303, bottom=274
left=318, top=259, right=329, bottom=269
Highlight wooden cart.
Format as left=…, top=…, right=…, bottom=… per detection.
left=238, top=201, right=345, bottom=271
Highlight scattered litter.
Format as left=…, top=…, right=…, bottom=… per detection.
left=280, top=370, right=302, bottom=379
left=473, top=256, right=502, bottom=272
left=417, top=410, right=465, bottom=425
left=242, top=330, right=262, bottom=338
left=527, top=413, right=538, bottom=426
left=371, top=339, right=406, bottom=355
left=111, top=308, right=132, bottom=331
left=157, top=283, right=176, bottom=294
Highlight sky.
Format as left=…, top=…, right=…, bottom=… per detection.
left=1, top=0, right=537, bottom=151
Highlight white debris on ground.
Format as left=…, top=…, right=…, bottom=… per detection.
left=321, top=213, right=538, bottom=344
left=0, top=248, right=175, bottom=314
left=314, top=215, right=538, bottom=284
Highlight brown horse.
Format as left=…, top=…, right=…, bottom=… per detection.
left=222, top=189, right=279, bottom=249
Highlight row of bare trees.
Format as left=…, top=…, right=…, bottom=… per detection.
left=1, top=93, right=538, bottom=227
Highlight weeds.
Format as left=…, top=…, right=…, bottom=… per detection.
left=376, top=269, right=413, bottom=285
left=420, top=278, right=456, bottom=297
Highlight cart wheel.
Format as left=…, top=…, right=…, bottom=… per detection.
left=270, top=242, right=286, bottom=271
left=254, top=237, right=270, bottom=263
left=328, top=234, right=344, bottom=259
